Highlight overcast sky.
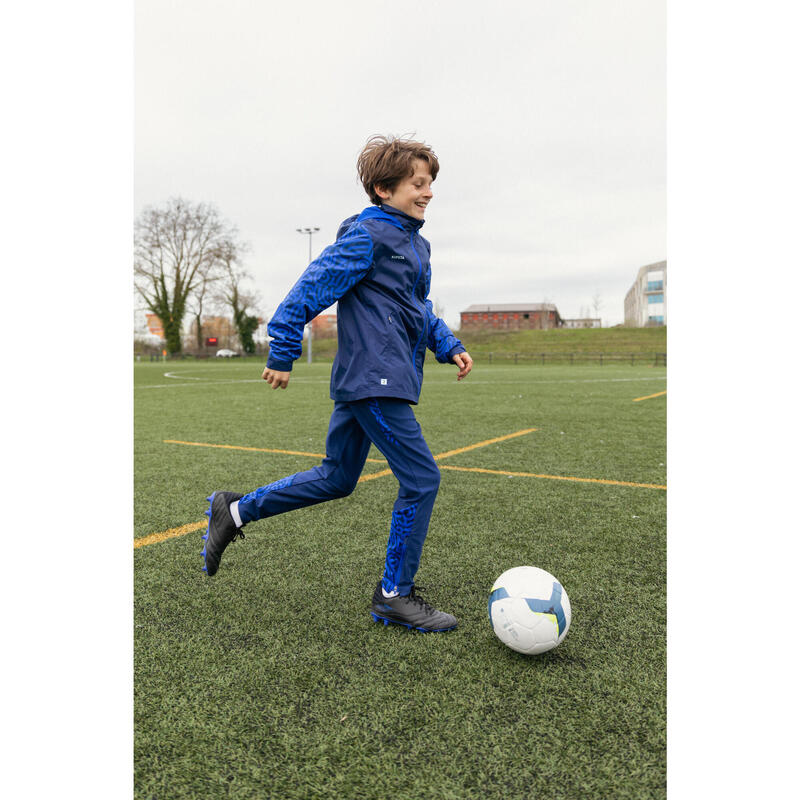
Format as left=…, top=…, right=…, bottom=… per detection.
left=135, top=0, right=665, bottom=329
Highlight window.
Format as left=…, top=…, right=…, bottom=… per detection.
left=648, top=294, right=664, bottom=304
left=647, top=280, right=663, bottom=292
left=648, top=315, right=664, bottom=324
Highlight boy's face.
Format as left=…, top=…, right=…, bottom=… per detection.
left=377, top=159, right=434, bottom=220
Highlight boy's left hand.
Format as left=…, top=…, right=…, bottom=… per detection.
left=453, top=351, right=473, bottom=381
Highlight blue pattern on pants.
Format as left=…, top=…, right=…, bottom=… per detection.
left=236, top=398, right=441, bottom=595
left=381, top=504, right=417, bottom=595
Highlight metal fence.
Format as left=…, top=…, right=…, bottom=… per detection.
left=482, top=352, right=667, bottom=366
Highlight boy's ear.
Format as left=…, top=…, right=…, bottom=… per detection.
left=375, top=183, right=391, bottom=201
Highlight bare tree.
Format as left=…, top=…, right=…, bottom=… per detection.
left=592, top=292, right=603, bottom=326
left=541, top=296, right=552, bottom=329
left=134, top=197, right=242, bottom=355
left=216, top=238, right=262, bottom=354
left=188, top=259, right=222, bottom=349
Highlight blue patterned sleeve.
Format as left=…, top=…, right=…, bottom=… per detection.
left=267, top=226, right=374, bottom=371
left=425, top=300, right=465, bottom=364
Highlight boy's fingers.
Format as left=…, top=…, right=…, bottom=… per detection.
left=454, top=352, right=473, bottom=380
left=262, top=368, right=290, bottom=389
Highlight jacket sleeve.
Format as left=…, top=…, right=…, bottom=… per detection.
left=425, top=300, right=466, bottom=364
left=267, top=225, right=374, bottom=371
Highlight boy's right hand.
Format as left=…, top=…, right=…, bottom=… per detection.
left=262, top=368, right=291, bottom=390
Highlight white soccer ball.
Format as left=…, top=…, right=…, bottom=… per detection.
left=488, top=566, right=572, bottom=655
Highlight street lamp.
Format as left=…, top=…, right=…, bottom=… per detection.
left=296, top=226, right=320, bottom=364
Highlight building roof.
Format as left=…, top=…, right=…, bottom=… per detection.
left=636, top=260, right=667, bottom=278
left=461, top=303, right=559, bottom=313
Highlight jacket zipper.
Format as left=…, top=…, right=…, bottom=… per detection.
left=409, top=232, right=427, bottom=390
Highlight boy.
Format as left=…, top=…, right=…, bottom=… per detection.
left=202, top=135, right=473, bottom=632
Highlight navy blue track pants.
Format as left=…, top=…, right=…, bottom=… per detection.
left=236, top=398, right=441, bottom=596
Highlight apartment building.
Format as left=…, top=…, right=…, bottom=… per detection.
left=624, top=261, right=667, bottom=327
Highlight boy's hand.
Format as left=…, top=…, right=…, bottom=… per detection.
left=453, top=351, right=473, bottom=381
left=262, top=368, right=291, bottom=389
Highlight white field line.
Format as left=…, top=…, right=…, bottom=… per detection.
left=163, top=371, right=206, bottom=380
left=138, top=379, right=265, bottom=389
left=138, top=377, right=324, bottom=389
left=447, top=376, right=667, bottom=386
left=137, top=374, right=666, bottom=390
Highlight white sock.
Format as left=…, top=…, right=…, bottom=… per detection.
left=382, top=586, right=399, bottom=599
left=229, top=500, right=243, bottom=528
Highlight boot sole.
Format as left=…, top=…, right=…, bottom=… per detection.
left=370, top=612, right=457, bottom=633
left=201, top=493, right=216, bottom=575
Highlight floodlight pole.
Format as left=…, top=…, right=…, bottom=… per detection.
left=296, top=226, right=320, bottom=364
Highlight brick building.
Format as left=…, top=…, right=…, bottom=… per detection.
left=187, top=315, right=240, bottom=349
left=310, top=313, right=337, bottom=339
left=460, top=303, right=564, bottom=331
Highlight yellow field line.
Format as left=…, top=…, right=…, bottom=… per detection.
left=138, top=428, right=666, bottom=548
left=134, top=520, right=207, bottom=549
left=140, top=429, right=540, bottom=548
left=633, top=390, right=667, bottom=402
left=439, top=464, right=666, bottom=490
left=433, top=428, right=538, bottom=460
left=357, top=468, right=394, bottom=483
left=136, top=459, right=665, bottom=548
left=163, top=439, right=386, bottom=464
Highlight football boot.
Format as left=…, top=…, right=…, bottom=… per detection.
left=201, top=491, right=244, bottom=576
left=370, top=581, right=458, bottom=632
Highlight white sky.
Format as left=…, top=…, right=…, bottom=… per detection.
left=135, top=0, right=665, bottom=329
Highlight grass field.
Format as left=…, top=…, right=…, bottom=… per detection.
left=134, top=358, right=666, bottom=799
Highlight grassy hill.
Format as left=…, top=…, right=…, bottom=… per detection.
left=304, top=326, right=666, bottom=361
left=458, top=326, right=666, bottom=355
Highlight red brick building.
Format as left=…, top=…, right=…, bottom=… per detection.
left=310, top=313, right=337, bottom=339
left=460, top=303, right=564, bottom=331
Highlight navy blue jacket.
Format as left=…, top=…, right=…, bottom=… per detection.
left=267, top=204, right=465, bottom=404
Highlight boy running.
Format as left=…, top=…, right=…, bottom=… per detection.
left=202, top=135, right=473, bottom=632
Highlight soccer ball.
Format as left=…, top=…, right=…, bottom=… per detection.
left=488, top=566, right=571, bottom=655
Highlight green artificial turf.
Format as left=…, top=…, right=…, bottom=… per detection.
left=134, top=360, right=666, bottom=799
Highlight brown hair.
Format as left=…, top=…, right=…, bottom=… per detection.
left=357, top=134, right=439, bottom=205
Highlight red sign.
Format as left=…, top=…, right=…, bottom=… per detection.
left=206, top=337, right=218, bottom=346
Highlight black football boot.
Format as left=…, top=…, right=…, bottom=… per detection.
left=201, top=491, right=245, bottom=576
left=370, top=581, right=458, bottom=632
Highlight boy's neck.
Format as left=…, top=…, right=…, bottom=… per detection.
left=379, top=203, right=425, bottom=231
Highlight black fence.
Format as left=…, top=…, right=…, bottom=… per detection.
left=481, top=352, right=666, bottom=366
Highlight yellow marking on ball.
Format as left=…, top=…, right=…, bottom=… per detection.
left=535, top=612, right=560, bottom=635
